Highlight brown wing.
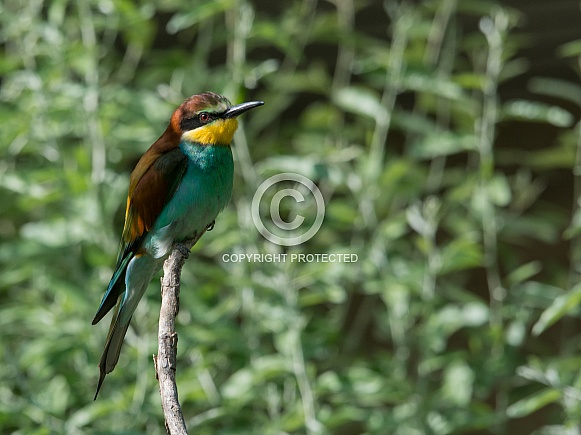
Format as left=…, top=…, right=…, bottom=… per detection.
left=121, top=147, right=188, bottom=250
left=92, top=147, right=187, bottom=325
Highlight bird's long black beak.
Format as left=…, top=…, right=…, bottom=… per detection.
left=224, top=101, right=264, bottom=118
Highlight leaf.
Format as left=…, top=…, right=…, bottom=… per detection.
left=255, top=155, right=328, bottom=181
left=487, top=174, right=511, bottom=207
left=559, top=39, right=581, bottom=58
left=453, top=73, right=485, bottom=90
left=512, top=281, right=564, bottom=309
left=166, top=0, right=236, bottom=34
left=406, top=203, right=429, bottom=236
left=500, top=58, right=530, bottom=83
left=506, top=388, right=561, bottom=418
left=332, top=86, right=387, bottom=122
left=439, top=237, right=483, bottom=274
left=391, top=111, right=440, bottom=135
left=506, top=261, right=542, bottom=287
left=564, top=207, right=581, bottom=239
left=401, top=71, right=464, bottom=100
left=221, top=355, right=290, bottom=401
left=529, top=77, right=581, bottom=106
left=531, top=144, right=577, bottom=170
left=409, top=132, right=477, bottom=159
left=442, top=362, right=474, bottom=406
left=20, top=219, right=86, bottom=247
left=221, top=368, right=254, bottom=400
left=432, top=302, right=489, bottom=334
left=506, top=320, right=526, bottom=346
left=532, top=283, right=581, bottom=336
left=502, top=209, right=565, bottom=244
left=501, top=100, right=574, bottom=127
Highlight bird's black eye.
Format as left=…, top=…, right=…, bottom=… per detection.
left=199, top=112, right=210, bottom=123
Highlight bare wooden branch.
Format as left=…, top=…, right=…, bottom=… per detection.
left=155, top=225, right=211, bottom=434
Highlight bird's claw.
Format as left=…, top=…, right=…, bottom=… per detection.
left=172, top=221, right=214, bottom=258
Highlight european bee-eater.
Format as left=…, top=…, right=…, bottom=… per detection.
left=92, top=92, right=264, bottom=399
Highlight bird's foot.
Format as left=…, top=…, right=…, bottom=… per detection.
left=207, top=220, right=215, bottom=231
left=174, top=242, right=191, bottom=259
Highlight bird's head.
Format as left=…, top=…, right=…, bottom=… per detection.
left=172, top=92, right=264, bottom=146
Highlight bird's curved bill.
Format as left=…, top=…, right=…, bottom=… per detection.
left=224, top=101, right=264, bottom=118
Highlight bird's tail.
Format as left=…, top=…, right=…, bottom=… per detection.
left=93, top=254, right=159, bottom=399
left=94, top=299, right=131, bottom=399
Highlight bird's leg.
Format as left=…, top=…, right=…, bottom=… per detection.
left=207, top=220, right=215, bottom=231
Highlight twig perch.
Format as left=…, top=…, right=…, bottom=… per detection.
left=155, top=224, right=211, bottom=435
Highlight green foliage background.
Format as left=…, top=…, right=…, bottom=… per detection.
left=1, top=0, right=581, bottom=433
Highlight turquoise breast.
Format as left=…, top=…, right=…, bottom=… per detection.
left=145, top=143, right=233, bottom=258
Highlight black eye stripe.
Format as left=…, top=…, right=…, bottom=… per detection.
left=179, top=112, right=217, bottom=131
left=180, top=117, right=199, bottom=131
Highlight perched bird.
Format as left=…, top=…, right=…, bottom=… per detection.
left=92, top=92, right=263, bottom=399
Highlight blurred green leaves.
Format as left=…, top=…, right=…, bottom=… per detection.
left=1, top=0, right=580, bottom=434
left=502, top=100, right=574, bottom=127
left=532, top=283, right=581, bottom=336
left=333, top=86, right=387, bottom=123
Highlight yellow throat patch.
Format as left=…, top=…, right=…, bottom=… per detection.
left=182, top=118, right=239, bottom=146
